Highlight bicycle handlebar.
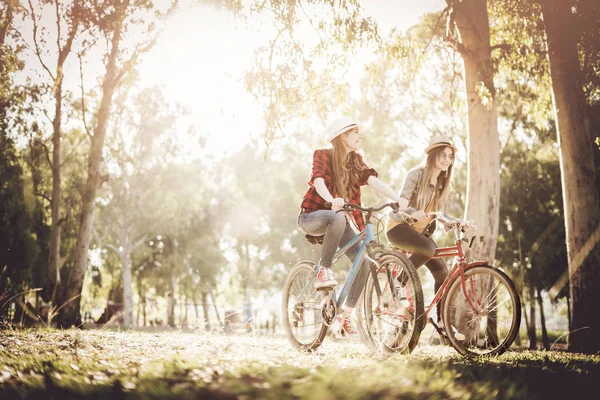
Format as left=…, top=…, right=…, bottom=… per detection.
left=324, top=201, right=399, bottom=213
left=428, top=211, right=475, bottom=231
left=323, top=203, right=476, bottom=233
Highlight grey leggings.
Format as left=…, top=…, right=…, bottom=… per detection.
left=298, top=210, right=370, bottom=308
left=386, top=223, right=448, bottom=321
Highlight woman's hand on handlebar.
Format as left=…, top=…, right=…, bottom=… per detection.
left=411, top=210, right=428, bottom=221
left=461, top=221, right=477, bottom=233
left=330, top=198, right=345, bottom=211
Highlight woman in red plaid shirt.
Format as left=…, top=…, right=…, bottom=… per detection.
left=298, top=116, right=400, bottom=336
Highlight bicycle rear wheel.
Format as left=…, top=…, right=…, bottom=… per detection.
left=442, top=264, right=521, bottom=357
left=357, top=250, right=425, bottom=354
left=281, top=261, right=330, bottom=352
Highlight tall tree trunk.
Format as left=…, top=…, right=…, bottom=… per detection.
left=528, top=286, right=537, bottom=350
left=138, top=278, right=146, bottom=327
left=47, top=101, right=62, bottom=302
left=201, top=292, right=210, bottom=331
left=57, top=3, right=127, bottom=328
left=142, top=294, right=147, bottom=327
left=167, top=271, right=176, bottom=328
left=541, top=0, right=600, bottom=353
left=192, top=291, right=199, bottom=321
left=181, top=294, right=188, bottom=329
left=536, top=287, right=550, bottom=350
left=121, top=249, right=134, bottom=328
left=566, top=295, right=571, bottom=346
left=516, top=305, right=525, bottom=347
left=452, top=0, right=500, bottom=263
left=95, top=274, right=123, bottom=324
left=209, top=286, right=222, bottom=327
left=45, top=1, right=82, bottom=304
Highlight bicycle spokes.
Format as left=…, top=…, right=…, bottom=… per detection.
left=282, top=262, right=330, bottom=351
left=442, top=265, right=521, bottom=357
left=357, top=252, right=425, bottom=354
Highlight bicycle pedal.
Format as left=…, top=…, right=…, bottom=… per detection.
left=316, top=287, right=334, bottom=292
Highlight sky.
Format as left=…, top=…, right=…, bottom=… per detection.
left=136, top=0, right=447, bottom=157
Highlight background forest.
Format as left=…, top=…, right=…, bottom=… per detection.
left=1, top=0, right=599, bottom=354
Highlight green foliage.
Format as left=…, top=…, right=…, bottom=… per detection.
left=0, top=3, right=46, bottom=314
left=497, top=139, right=566, bottom=294
left=489, top=0, right=555, bottom=137
left=0, top=135, right=40, bottom=299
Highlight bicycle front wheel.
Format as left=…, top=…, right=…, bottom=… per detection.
left=357, top=250, right=425, bottom=354
left=442, top=264, right=521, bottom=357
left=281, top=261, right=330, bottom=352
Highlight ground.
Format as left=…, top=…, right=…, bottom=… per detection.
left=0, top=327, right=599, bottom=399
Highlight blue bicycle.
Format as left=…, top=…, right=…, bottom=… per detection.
left=282, top=202, right=425, bottom=353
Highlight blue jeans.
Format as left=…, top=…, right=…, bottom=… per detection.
left=298, top=209, right=370, bottom=308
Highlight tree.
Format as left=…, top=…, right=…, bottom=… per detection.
left=445, top=0, right=501, bottom=263
left=539, top=0, right=600, bottom=353
left=497, top=138, right=567, bottom=348
left=15, top=0, right=89, bottom=304
left=94, top=86, right=184, bottom=328
left=58, top=0, right=176, bottom=327
left=0, top=135, right=40, bottom=323
left=0, top=0, right=43, bottom=324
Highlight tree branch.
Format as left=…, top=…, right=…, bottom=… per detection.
left=42, top=107, right=53, bottom=125
left=78, top=51, right=93, bottom=139
left=35, top=190, right=51, bottom=204
left=298, top=1, right=323, bottom=41
left=132, top=235, right=147, bottom=250
left=60, top=136, right=85, bottom=167
left=100, top=174, right=109, bottom=185
left=41, top=141, right=53, bottom=169
left=27, top=0, right=55, bottom=81
left=490, top=43, right=510, bottom=52
left=54, top=0, right=61, bottom=52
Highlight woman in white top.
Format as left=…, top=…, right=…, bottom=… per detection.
left=386, top=135, right=457, bottom=321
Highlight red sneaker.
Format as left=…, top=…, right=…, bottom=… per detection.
left=314, top=267, right=337, bottom=289
left=338, top=313, right=358, bottom=336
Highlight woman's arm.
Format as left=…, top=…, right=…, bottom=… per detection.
left=314, top=178, right=334, bottom=203
left=367, top=176, right=402, bottom=204
left=397, top=168, right=420, bottom=208
left=314, top=178, right=344, bottom=210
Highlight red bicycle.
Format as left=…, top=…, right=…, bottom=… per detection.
left=358, top=212, right=521, bottom=357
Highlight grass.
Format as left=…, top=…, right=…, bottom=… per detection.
left=1, top=327, right=599, bottom=399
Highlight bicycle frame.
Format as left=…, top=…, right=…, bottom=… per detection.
left=306, top=222, right=376, bottom=310
left=423, top=224, right=484, bottom=319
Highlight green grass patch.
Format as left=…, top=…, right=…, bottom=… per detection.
left=1, top=328, right=599, bottom=399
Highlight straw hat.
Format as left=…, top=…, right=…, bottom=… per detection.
left=424, top=135, right=457, bottom=154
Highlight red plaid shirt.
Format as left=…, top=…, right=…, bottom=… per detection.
left=300, top=148, right=378, bottom=231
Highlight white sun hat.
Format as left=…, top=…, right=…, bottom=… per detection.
left=327, top=116, right=358, bottom=143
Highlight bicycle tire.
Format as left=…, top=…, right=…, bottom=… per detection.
left=356, top=250, right=425, bottom=354
left=281, top=261, right=330, bottom=352
left=441, top=264, right=521, bottom=357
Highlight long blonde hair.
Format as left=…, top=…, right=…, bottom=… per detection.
left=414, top=146, right=454, bottom=211
left=330, top=132, right=363, bottom=200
